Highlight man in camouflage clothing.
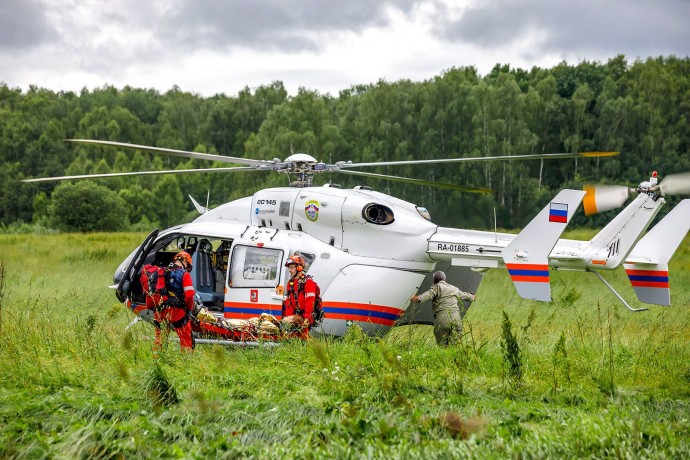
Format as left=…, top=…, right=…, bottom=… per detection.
left=410, top=271, right=477, bottom=346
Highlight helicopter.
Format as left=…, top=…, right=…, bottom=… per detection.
left=23, top=140, right=690, bottom=344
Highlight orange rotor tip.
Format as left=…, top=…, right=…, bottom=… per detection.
left=580, top=151, right=620, bottom=158
left=582, top=184, right=598, bottom=215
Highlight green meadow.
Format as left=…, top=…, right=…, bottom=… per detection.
left=0, top=231, right=689, bottom=459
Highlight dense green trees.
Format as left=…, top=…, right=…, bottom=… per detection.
left=1, top=55, right=688, bottom=232
left=48, top=182, right=129, bottom=232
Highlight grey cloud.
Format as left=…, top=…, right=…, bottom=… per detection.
left=157, top=0, right=419, bottom=52
left=435, top=0, right=690, bottom=61
left=0, top=0, right=56, bottom=51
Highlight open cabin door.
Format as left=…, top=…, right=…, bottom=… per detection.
left=396, top=263, right=484, bottom=326
left=116, top=228, right=159, bottom=302
left=225, top=244, right=285, bottom=319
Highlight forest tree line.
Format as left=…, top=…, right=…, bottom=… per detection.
left=1, top=54, right=689, bottom=232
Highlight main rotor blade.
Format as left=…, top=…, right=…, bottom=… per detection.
left=659, top=171, right=690, bottom=195
left=67, top=139, right=274, bottom=167
left=21, top=166, right=259, bottom=183
left=336, top=169, right=493, bottom=193
left=340, top=151, right=619, bottom=169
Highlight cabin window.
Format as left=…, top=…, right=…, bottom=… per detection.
left=279, top=251, right=315, bottom=286
left=279, top=201, right=290, bottom=217
left=299, top=252, right=316, bottom=269
left=229, top=245, right=283, bottom=288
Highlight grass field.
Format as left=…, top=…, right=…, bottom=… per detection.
left=0, top=231, right=689, bottom=458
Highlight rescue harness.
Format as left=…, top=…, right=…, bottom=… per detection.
left=285, top=274, right=325, bottom=326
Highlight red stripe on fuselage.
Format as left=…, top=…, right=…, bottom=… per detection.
left=326, top=313, right=396, bottom=327
left=323, top=301, right=403, bottom=316
left=222, top=300, right=404, bottom=326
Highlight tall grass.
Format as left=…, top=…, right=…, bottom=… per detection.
left=0, top=232, right=689, bottom=458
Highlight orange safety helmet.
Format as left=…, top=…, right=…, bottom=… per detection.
left=174, top=251, right=193, bottom=270
left=285, top=254, right=305, bottom=271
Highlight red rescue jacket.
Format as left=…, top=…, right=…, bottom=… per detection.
left=283, top=273, right=317, bottom=325
left=141, top=265, right=195, bottom=311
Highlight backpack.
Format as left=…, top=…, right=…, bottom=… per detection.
left=141, top=264, right=167, bottom=298
left=312, top=283, right=325, bottom=326
left=298, top=275, right=324, bottom=326
left=165, top=267, right=186, bottom=300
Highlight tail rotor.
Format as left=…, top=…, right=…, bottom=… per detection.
left=583, top=171, right=690, bottom=215
left=658, top=171, right=690, bottom=196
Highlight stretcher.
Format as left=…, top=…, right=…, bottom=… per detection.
left=193, top=310, right=310, bottom=344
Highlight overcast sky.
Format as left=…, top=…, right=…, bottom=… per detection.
left=2, top=0, right=689, bottom=97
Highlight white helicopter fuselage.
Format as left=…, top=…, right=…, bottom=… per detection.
left=119, top=182, right=686, bottom=338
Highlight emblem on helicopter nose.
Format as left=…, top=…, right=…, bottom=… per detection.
left=305, top=200, right=320, bottom=222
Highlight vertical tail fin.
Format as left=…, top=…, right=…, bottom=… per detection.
left=502, top=189, right=585, bottom=301
left=623, top=199, right=690, bottom=306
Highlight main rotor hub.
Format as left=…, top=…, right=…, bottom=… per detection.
left=281, top=152, right=329, bottom=187
left=284, top=153, right=318, bottom=163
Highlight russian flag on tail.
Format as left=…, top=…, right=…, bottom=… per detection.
left=549, top=202, right=568, bottom=223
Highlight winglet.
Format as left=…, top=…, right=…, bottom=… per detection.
left=502, top=189, right=586, bottom=301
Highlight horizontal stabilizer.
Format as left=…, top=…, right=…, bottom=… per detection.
left=503, top=189, right=585, bottom=301
left=623, top=199, right=690, bottom=306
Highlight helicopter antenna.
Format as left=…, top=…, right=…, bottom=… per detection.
left=494, top=207, right=498, bottom=243
left=206, top=190, right=210, bottom=210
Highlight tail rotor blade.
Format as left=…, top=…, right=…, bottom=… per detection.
left=659, top=172, right=690, bottom=195
left=583, top=184, right=631, bottom=215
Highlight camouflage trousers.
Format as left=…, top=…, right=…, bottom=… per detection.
left=433, top=308, right=463, bottom=346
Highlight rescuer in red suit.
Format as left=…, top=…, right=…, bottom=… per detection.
left=153, top=251, right=196, bottom=351
left=281, top=254, right=317, bottom=335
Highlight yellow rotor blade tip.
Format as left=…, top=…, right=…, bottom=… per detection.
left=580, top=151, right=620, bottom=158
